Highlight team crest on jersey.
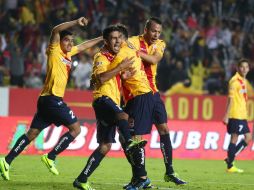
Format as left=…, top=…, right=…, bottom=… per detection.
left=127, top=41, right=135, bottom=49
left=95, top=62, right=103, bottom=66
left=61, top=57, right=72, bottom=66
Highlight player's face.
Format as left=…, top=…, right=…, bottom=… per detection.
left=144, top=21, right=162, bottom=44
left=60, top=35, right=74, bottom=53
left=238, top=62, right=249, bottom=77
left=106, top=31, right=122, bottom=54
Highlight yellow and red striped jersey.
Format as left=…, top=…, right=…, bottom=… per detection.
left=92, top=50, right=121, bottom=105
left=40, top=42, right=78, bottom=97
left=110, top=42, right=151, bottom=103
left=228, top=72, right=248, bottom=119
left=128, top=35, right=166, bottom=93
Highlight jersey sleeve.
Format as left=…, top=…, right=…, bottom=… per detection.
left=93, top=54, right=109, bottom=75
left=228, top=79, right=236, bottom=98
left=46, top=42, right=59, bottom=55
left=128, top=36, right=140, bottom=50
left=156, top=41, right=166, bottom=57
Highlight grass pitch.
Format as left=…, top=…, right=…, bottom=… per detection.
left=0, top=155, right=253, bottom=190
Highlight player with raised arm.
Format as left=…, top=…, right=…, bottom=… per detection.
left=0, top=17, right=103, bottom=180
left=223, top=59, right=252, bottom=173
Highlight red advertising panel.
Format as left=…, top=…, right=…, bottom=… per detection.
left=8, top=88, right=254, bottom=121
left=1, top=116, right=253, bottom=160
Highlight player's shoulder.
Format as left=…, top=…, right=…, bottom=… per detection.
left=94, top=51, right=103, bottom=60
left=156, top=39, right=166, bottom=46
left=128, top=35, right=140, bottom=45
left=128, top=35, right=139, bottom=41
left=229, top=75, right=238, bottom=86
left=94, top=51, right=110, bottom=65
left=47, top=42, right=60, bottom=54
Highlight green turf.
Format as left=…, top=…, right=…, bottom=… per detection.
left=0, top=155, right=253, bottom=190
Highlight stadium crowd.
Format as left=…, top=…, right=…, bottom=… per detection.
left=0, top=0, right=254, bottom=95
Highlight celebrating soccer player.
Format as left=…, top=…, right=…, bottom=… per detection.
left=121, top=17, right=186, bottom=189
left=73, top=25, right=147, bottom=190
left=0, top=17, right=103, bottom=180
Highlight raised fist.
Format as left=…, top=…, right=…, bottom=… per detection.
left=77, top=17, right=88, bottom=26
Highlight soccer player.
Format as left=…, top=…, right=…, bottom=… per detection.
left=0, top=17, right=103, bottom=180
left=73, top=25, right=147, bottom=190
left=223, top=59, right=251, bottom=173
left=124, top=17, right=187, bottom=188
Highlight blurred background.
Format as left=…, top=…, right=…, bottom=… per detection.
left=0, top=0, right=254, bottom=96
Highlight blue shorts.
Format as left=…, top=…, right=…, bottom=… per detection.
left=30, top=95, right=77, bottom=130
left=227, top=119, right=250, bottom=135
left=152, top=92, right=167, bottom=125
left=125, top=92, right=154, bottom=135
left=93, top=96, right=124, bottom=143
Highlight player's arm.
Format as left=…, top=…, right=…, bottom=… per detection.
left=138, top=50, right=163, bottom=65
left=50, top=17, right=88, bottom=44
left=223, top=97, right=232, bottom=125
left=223, top=81, right=234, bottom=125
left=76, top=36, right=103, bottom=53
left=98, top=57, right=134, bottom=84
left=138, top=41, right=166, bottom=65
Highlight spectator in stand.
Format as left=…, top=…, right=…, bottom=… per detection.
left=24, top=54, right=43, bottom=88
left=0, top=36, right=9, bottom=85
left=0, top=0, right=254, bottom=94
left=72, top=54, right=93, bottom=90
left=168, top=59, right=189, bottom=88
left=8, top=37, right=32, bottom=87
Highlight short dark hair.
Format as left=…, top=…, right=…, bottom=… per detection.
left=145, top=17, right=162, bottom=29
left=60, top=30, right=73, bottom=40
left=237, top=58, right=249, bottom=67
left=102, top=25, right=120, bottom=40
left=115, top=23, right=128, bottom=39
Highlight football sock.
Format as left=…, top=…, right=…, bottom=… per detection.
left=116, top=119, right=132, bottom=142
left=227, top=143, right=236, bottom=168
left=132, top=147, right=147, bottom=177
left=5, top=134, right=30, bottom=165
left=121, top=141, right=136, bottom=178
left=235, top=140, right=247, bottom=156
left=77, top=149, right=105, bottom=183
left=48, top=132, right=74, bottom=160
left=160, top=134, right=174, bottom=174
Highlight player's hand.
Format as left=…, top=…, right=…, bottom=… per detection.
left=121, top=67, right=136, bottom=80
left=119, top=57, right=135, bottom=70
left=222, top=116, right=228, bottom=125
left=77, top=17, right=88, bottom=26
